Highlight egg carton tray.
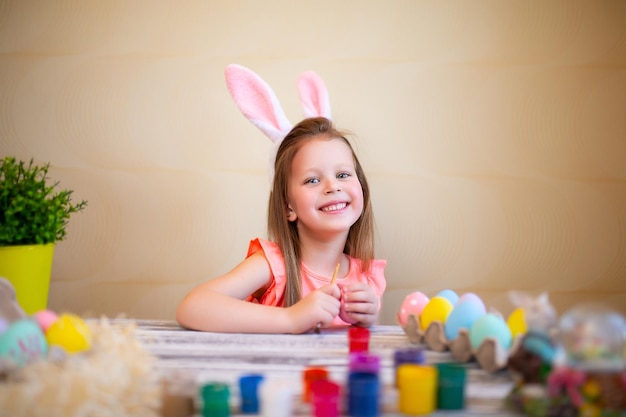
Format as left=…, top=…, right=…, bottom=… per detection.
left=400, top=314, right=523, bottom=373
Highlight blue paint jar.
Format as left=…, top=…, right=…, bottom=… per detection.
left=239, top=374, right=264, bottom=414
left=347, top=372, right=380, bottom=417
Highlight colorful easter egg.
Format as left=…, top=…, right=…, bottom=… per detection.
left=470, top=313, right=512, bottom=351
left=45, top=313, right=92, bottom=354
left=420, top=296, right=454, bottom=330
left=436, top=289, right=459, bottom=305
left=398, top=291, right=430, bottom=326
left=0, top=317, right=9, bottom=335
left=444, top=300, right=486, bottom=341
left=0, top=319, right=47, bottom=367
left=506, top=307, right=527, bottom=338
left=457, top=292, right=485, bottom=310
left=33, top=309, right=58, bottom=332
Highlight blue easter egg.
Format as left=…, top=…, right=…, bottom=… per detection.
left=0, top=319, right=48, bottom=367
left=444, top=300, right=485, bottom=341
left=469, top=313, right=512, bottom=351
left=436, top=289, right=459, bottom=305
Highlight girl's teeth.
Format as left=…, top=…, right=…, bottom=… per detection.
left=322, top=203, right=347, bottom=212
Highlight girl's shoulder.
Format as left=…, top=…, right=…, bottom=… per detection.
left=247, top=238, right=281, bottom=258
left=246, top=238, right=286, bottom=277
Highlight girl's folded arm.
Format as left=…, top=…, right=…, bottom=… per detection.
left=176, top=252, right=293, bottom=333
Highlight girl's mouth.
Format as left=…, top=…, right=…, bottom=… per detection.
left=321, top=202, right=348, bottom=212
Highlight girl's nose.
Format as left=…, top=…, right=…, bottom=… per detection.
left=324, top=178, right=341, bottom=193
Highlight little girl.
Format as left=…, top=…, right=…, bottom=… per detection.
left=176, top=117, right=385, bottom=333
left=176, top=66, right=386, bottom=334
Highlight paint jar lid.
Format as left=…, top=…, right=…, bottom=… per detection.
left=394, top=347, right=425, bottom=365
left=349, top=352, right=380, bottom=374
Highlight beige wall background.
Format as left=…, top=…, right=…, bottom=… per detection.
left=1, top=1, right=624, bottom=325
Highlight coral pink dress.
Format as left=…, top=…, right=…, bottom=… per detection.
left=245, top=238, right=387, bottom=326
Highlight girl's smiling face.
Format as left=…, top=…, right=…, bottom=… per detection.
left=286, top=136, right=364, bottom=238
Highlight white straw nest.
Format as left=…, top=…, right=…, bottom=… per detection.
left=0, top=317, right=162, bottom=417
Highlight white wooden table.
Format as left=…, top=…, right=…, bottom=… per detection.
left=116, top=319, right=524, bottom=416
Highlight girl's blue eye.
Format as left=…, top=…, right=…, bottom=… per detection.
left=305, top=178, right=319, bottom=184
left=338, top=172, right=350, bottom=179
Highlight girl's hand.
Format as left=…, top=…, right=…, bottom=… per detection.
left=339, top=282, right=379, bottom=327
left=285, top=284, right=341, bottom=334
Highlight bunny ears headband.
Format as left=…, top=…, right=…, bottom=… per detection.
left=224, top=64, right=332, bottom=184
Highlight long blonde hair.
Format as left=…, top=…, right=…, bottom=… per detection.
left=267, top=117, right=375, bottom=307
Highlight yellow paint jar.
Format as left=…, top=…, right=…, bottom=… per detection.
left=397, top=364, right=437, bottom=415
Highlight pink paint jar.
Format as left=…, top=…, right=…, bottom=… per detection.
left=311, top=379, right=341, bottom=417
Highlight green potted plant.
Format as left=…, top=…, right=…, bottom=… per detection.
left=0, top=156, right=87, bottom=314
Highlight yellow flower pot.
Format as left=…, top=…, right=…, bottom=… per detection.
left=0, top=243, right=55, bottom=314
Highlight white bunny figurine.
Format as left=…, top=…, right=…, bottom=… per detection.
left=508, top=290, right=558, bottom=366
left=508, top=291, right=557, bottom=335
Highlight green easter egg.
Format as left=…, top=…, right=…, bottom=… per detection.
left=470, top=313, right=512, bottom=351
left=0, top=319, right=48, bottom=367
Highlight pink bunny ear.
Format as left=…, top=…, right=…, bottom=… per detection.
left=225, top=64, right=293, bottom=143
left=297, top=71, right=332, bottom=119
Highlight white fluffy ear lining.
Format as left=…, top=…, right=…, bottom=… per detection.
left=225, top=64, right=293, bottom=143
left=297, top=71, right=332, bottom=119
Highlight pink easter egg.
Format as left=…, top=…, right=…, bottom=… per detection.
left=33, top=310, right=59, bottom=332
left=398, top=291, right=430, bottom=326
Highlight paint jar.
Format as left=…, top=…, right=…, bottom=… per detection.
left=393, top=347, right=425, bottom=386
left=303, top=366, right=329, bottom=403
left=347, top=371, right=380, bottom=417
left=311, top=379, right=341, bottom=417
left=259, top=378, right=293, bottom=417
left=239, top=374, right=264, bottom=414
left=397, top=364, right=437, bottom=415
left=349, top=352, right=380, bottom=375
left=435, top=363, right=467, bottom=410
left=348, top=326, right=370, bottom=353
left=200, top=382, right=230, bottom=417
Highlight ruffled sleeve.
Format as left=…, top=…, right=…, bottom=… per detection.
left=366, top=259, right=387, bottom=298
left=245, top=238, right=286, bottom=307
